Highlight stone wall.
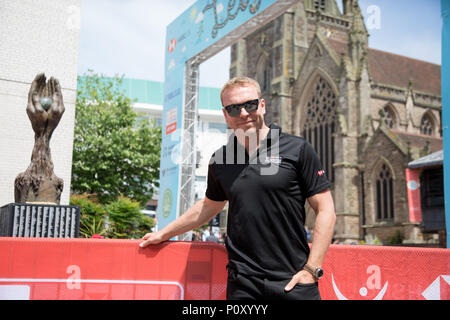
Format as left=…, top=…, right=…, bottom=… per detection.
left=362, top=129, right=413, bottom=242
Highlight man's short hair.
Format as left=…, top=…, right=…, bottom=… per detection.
left=220, top=77, right=262, bottom=105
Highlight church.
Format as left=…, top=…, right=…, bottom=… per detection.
left=228, top=0, right=443, bottom=245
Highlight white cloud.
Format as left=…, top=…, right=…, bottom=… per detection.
left=199, top=47, right=230, bottom=88
left=78, top=0, right=200, bottom=81
left=78, top=0, right=231, bottom=86
left=168, top=59, right=175, bottom=70
left=217, top=3, right=224, bottom=14
left=195, top=12, right=204, bottom=24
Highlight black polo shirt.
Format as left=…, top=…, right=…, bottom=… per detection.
left=205, top=124, right=330, bottom=280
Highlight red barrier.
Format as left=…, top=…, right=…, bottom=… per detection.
left=0, top=238, right=227, bottom=300
left=320, top=244, right=449, bottom=300
left=0, top=238, right=448, bottom=300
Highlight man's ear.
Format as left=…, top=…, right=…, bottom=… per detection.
left=260, top=98, right=266, bottom=115
left=222, top=108, right=230, bottom=124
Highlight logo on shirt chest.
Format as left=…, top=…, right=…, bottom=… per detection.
left=261, top=155, right=282, bottom=165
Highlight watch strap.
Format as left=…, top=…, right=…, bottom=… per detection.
left=303, top=264, right=320, bottom=280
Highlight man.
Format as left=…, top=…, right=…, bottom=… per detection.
left=205, top=232, right=220, bottom=243
left=140, top=77, right=336, bottom=300
left=202, top=226, right=211, bottom=241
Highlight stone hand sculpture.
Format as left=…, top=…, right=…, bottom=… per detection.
left=15, top=73, right=65, bottom=204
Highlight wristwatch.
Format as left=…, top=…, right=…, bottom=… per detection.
left=303, top=264, right=324, bottom=281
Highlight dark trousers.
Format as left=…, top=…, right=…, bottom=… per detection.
left=226, top=269, right=321, bottom=300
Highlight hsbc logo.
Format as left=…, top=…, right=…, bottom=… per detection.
left=168, top=39, right=176, bottom=53
left=167, top=31, right=191, bottom=54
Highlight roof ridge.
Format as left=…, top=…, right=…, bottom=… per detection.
left=367, top=47, right=441, bottom=67
left=326, top=38, right=440, bottom=67
left=391, top=129, right=443, bottom=140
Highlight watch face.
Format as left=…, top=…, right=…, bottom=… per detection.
left=316, top=268, right=324, bottom=279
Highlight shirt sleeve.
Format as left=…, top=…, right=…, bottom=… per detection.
left=297, top=140, right=331, bottom=198
left=205, top=160, right=228, bottom=201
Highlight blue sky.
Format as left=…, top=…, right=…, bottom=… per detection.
left=77, top=0, right=442, bottom=88
left=357, top=0, right=441, bottom=64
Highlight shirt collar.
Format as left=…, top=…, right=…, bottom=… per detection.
left=225, top=123, right=282, bottom=156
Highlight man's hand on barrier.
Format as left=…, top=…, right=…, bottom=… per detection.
left=139, top=231, right=165, bottom=248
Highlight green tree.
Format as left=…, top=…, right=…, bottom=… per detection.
left=105, top=197, right=155, bottom=239
left=72, top=72, right=161, bottom=205
left=70, top=194, right=107, bottom=238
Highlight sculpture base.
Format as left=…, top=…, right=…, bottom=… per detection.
left=0, top=203, right=80, bottom=238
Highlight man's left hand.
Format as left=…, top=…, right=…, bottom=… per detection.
left=284, top=269, right=316, bottom=292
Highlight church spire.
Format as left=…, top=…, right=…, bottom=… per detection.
left=349, top=1, right=368, bottom=69
left=342, top=0, right=357, bottom=16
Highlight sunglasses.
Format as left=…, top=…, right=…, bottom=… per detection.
left=223, top=99, right=260, bottom=117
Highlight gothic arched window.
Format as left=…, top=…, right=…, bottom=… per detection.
left=420, top=113, right=434, bottom=136
left=382, top=105, right=396, bottom=129
left=302, top=76, right=337, bottom=182
left=376, top=163, right=394, bottom=221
